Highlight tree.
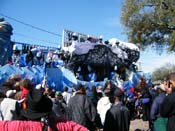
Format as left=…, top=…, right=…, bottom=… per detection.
left=151, top=63, right=175, bottom=81
left=121, top=0, right=175, bottom=52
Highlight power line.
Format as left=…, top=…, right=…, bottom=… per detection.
left=14, top=41, right=59, bottom=49
left=0, top=13, right=62, bottom=37
left=13, top=32, right=59, bottom=46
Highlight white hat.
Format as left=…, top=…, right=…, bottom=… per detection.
left=6, top=90, right=16, bottom=98
left=72, top=32, right=78, bottom=36
left=114, top=65, right=118, bottom=71
left=35, top=84, right=42, bottom=90
left=13, top=44, right=18, bottom=50
left=99, top=35, right=103, bottom=39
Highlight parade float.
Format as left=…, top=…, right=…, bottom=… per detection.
left=61, top=29, right=140, bottom=83
left=0, top=19, right=152, bottom=91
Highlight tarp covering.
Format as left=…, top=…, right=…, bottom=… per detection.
left=61, top=67, right=78, bottom=88
left=0, top=64, right=152, bottom=93
left=77, top=80, right=105, bottom=89
left=0, top=65, right=78, bottom=91
left=46, top=68, right=63, bottom=91
left=0, top=65, right=44, bottom=85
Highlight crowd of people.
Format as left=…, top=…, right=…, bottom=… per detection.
left=0, top=71, right=175, bottom=131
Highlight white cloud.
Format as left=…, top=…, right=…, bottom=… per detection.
left=139, top=53, right=175, bottom=73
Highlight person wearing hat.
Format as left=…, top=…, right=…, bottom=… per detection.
left=98, top=35, right=104, bottom=44
left=0, top=89, right=20, bottom=120
left=70, top=32, right=78, bottom=52
left=160, top=72, right=175, bottom=131
left=19, top=89, right=53, bottom=121
left=150, top=83, right=167, bottom=131
left=72, top=32, right=78, bottom=41
left=18, top=88, right=58, bottom=131
left=103, top=87, right=130, bottom=131
left=52, top=91, right=67, bottom=118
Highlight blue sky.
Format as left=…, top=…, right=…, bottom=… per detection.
left=0, top=0, right=174, bottom=72
left=0, top=0, right=125, bottom=46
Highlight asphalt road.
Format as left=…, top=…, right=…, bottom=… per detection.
left=130, top=119, right=149, bottom=131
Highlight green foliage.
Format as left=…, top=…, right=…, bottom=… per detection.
left=121, top=0, right=175, bottom=52
left=152, top=63, right=175, bottom=81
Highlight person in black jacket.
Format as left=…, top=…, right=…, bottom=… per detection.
left=68, top=84, right=97, bottom=131
left=103, top=87, right=130, bottom=131
left=160, top=72, right=175, bottom=131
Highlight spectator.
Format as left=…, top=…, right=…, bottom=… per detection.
left=160, top=72, right=175, bottom=131
left=52, top=91, right=67, bottom=118
left=89, top=85, right=99, bottom=107
left=96, top=85, right=103, bottom=99
left=140, top=85, right=152, bottom=122
left=68, top=84, right=97, bottom=131
left=19, top=79, right=33, bottom=99
left=1, top=80, right=15, bottom=95
left=18, top=88, right=56, bottom=130
left=150, top=84, right=167, bottom=131
left=9, top=74, right=22, bottom=91
left=62, top=86, right=71, bottom=104
left=103, top=87, right=130, bottom=131
left=1, top=89, right=20, bottom=120
left=137, top=77, right=152, bottom=122
left=19, top=79, right=33, bottom=109
left=97, top=88, right=111, bottom=125
left=0, top=91, right=6, bottom=120
left=103, top=80, right=115, bottom=90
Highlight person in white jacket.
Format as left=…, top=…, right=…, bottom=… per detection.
left=97, top=89, right=112, bottom=125
left=62, top=86, right=71, bottom=104
left=1, top=90, right=20, bottom=120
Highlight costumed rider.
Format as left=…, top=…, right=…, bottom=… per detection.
left=25, top=50, right=34, bottom=67
left=75, top=66, right=84, bottom=81
left=12, top=44, right=20, bottom=65
left=110, top=65, right=118, bottom=80
left=45, top=50, right=53, bottom=68
left=108, top=38, right=128, bottom=63
left=86, top=35, right=93, bottom=43
left=36, top=49, right=42, bottom=66
left=86, top=65, right=97, bottom=82
left=71, top=32, right=78, bottom=46
left=98, top=35, right=104, bottom=44
left=68, top=32, right=78, bottom=56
